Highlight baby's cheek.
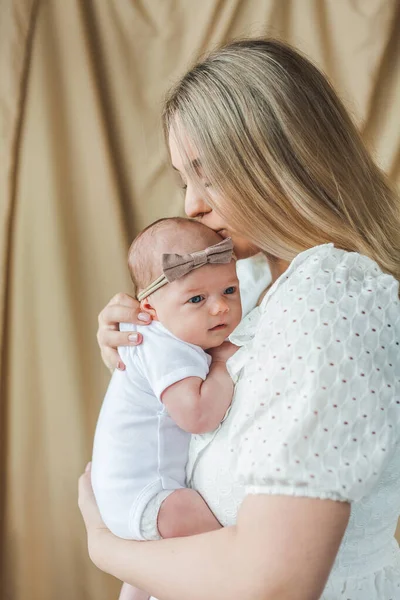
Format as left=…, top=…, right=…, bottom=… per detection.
left=175, top=320, right=203, bottom=345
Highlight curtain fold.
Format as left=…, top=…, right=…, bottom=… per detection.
left=1, top=1, right=399, bottom=598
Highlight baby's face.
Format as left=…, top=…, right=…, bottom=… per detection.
left=149, top=261, right=242, bottom=349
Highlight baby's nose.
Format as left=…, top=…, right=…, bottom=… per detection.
left=210, top=298, right=229, bottom=315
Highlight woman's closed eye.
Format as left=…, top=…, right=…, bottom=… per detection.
left=188, top=294, right=205, bottom=304
left=173, top=169, right=188, bottom=192
left=181, top=180, right=210, bottom=192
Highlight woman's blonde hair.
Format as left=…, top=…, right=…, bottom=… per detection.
left=163, top=38, right=400, bottom=281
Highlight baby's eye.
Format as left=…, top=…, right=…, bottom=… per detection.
left=188, top=295, right=204, bottom=304
left=224, top=286, right=237, bottom=295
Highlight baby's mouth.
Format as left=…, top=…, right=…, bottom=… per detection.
left=209, top=323, right=227, bottom=331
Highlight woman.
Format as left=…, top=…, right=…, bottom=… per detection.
left=79, top=39, right=400, bottom=599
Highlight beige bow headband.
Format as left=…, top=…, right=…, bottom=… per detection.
left=137, top=237, right=235, bottom=301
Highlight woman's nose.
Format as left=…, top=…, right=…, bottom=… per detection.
left=209, top=297, right=230, bottom=316
left=184, top=185, right=211, bottom=219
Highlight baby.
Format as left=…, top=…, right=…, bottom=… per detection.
left=91, top=217, right=242, bottom=599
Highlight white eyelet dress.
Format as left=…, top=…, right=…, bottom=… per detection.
left=187, top=244, right=400, bottom=599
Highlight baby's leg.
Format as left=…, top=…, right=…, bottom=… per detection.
left=157, top=488, right=221, bottom=538
left=118, top=582, right=149, bottom=600
left=123, top=489, right=219, bottom=598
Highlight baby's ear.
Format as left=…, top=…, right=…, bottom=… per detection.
left=139, top=298, right=158, bottom=320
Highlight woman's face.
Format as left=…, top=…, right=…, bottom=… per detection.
left=168, top=129, right=259, bottom=260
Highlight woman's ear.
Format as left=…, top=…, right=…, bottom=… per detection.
left=139, top=297, right=158, bottom=320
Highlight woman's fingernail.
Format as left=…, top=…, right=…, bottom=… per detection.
left=85, top=462, right=92, bottom=472
left=128, top=333, right=139, bottom=343
left=117, top=361, right=125, bottom=371
left=138, top=312, right=150, bottom=322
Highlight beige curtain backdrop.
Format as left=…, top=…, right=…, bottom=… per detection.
left=0, top=1, right=399, bottom=598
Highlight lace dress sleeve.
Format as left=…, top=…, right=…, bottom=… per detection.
left=230, top=252, right=400, bottom=502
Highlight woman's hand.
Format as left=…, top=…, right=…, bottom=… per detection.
left=97, top=293, right=152, bottom=371
left=207, top=341, right=238, bottom=363
left=78, top=463, right=107, bottom=535
left=78, top=463, right=110, bottom=563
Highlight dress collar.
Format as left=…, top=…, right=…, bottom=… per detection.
left=229, top=243, right=335, bottom=348
left=229, top=306, right=261, bottom=346
left=259, top=243, right=334, bottom=311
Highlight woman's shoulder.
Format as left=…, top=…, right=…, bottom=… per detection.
left=261, top=244, right=399, bottom=320
left=303, top=244, right=397, bottom=288
left=253, top=244, right=400, bottom=380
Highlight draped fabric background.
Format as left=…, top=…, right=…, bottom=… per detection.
left=0, top=1, right=399, bottom=598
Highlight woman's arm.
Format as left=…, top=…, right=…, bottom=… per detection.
left=79, top=468, right=349, bottom=600
left=118, top=583, right=149, bottom=600
left=97, top=293, right=151, bottom=370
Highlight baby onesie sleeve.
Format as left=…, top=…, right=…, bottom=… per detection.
left=133, top=323, right=212, bottom=401
left=230, top=254, right=400, bottom=503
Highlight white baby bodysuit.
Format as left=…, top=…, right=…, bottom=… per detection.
left=92, top=253, right=271, bottom=543
left=91, top=320, right=211, bottom=540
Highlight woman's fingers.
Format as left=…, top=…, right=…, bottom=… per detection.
left=98, top=328, right=143, bottom=350
left=97, top=292, right=151, bottom=370
left=78, top=468, right=94, bottom=530
left=107, top=292, right=137, bottom=307
left=102, top=348, right=123, bottom=372
left=98, top=304, right=149, bottom=330
left=100, top=331, right=143, bottom=371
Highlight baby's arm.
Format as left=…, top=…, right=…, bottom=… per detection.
left=161, top=342, right=238, bottom=434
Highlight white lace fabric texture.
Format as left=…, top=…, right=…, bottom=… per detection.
left=187, top=244, right=400, bottom=599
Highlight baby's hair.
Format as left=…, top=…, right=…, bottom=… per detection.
left=128, top=217, right=223, bottom=295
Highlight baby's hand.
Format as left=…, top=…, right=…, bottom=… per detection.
left=207, top=341, right=238, bottom=363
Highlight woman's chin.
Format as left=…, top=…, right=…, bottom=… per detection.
left=233, top=240, right=259, bottom=260
left=216, top=229, right=258, bottom=260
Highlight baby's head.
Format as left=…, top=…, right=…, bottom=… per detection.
left=128, top=217, right=242, bottom=349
